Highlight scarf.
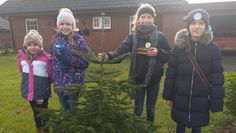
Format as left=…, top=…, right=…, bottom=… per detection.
left=130, top=25, right=158, bottom=86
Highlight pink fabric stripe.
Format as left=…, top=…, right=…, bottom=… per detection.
left=27, top=60, right=34, bottom=101
left=17, top=49, right=24, bottom=73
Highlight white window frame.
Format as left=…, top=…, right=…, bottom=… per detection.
left=129, top=15, right=134, bottom=33
left=92, top=16, right=111, bottom=30
left=25, top=19, right=38, bottom=33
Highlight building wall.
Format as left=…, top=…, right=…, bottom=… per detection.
left=10, top=10, right=235, bottom=53
left=161, top=12, right=185, bottom=48
left=10, top=12, right=133, bottom=53
left=10, top=15, right=56, bottom=52
left=77, top=12, right=131, bottom=53
left=11, top=11, right=181, bottom=53
left=0, top=31, right=11, bottom=48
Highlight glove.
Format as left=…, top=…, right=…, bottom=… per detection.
left=55, top=43, right=65, bottom=57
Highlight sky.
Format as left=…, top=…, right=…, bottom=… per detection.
left=187, top=0, right=236, bottom=3
left=0, top=0, right=7, bottom=6
left=0, top=0, right=236, bottom=5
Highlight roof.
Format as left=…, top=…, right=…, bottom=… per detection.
left=0, top=17, right=9, bottom=30
left=0, top=0, right=187, bottom=16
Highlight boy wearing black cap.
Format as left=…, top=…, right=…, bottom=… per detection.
left=163, top=9, right=224, bottom=133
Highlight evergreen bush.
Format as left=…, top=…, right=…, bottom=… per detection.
left=224, top=72, right=236, bottom=117
left=40, top=48, right=157, bottom=133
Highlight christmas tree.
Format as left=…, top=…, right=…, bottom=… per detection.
left=39, top=47, right=157, bottom=133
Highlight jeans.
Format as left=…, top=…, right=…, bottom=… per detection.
left=176, top=123, right=201, bottom=133
left=134, top=81, right=160, bottom=122
left=57, top=92, right=78, bottom=110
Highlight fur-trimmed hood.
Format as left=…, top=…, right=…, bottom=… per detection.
left=175, top=29, right=213, bottom=48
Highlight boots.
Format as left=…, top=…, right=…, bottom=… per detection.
left=36, top=127, right=49, bottom=133
left=36, top=127, right=42, bottom=133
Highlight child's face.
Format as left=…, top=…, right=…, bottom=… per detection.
left=58, top=22, right=73, bottom=35
left=27, top=42, right=41, bottom=55
left=139, top=13, right=154, bottom=26
left=189, top=19, right=206, bottom=38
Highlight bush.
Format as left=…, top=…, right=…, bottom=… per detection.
left=224, top=72, right=236, bottom=117
left=0, top=48, right=16, bottom=55
left=40, top=50, right=158, bottom=133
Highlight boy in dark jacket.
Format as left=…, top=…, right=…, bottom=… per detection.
left=163, top=9, right=224, bottom=133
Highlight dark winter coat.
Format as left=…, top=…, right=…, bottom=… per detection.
left=163, top=29, right=224, bottom=127
left=17, top=49, right=52, bottom=101
left=107, top=27, right=170, bottom=85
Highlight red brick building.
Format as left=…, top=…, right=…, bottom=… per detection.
left=0, top=17, right=11, bottom=49
left=0, top=0, right=236, bottom=52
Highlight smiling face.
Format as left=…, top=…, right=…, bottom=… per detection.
left=26, top=42, right=41, bottom=55
left=57, top=22, right=73, bottom=35
left=189, top=19, right=206, bottom=40
left=138, top=13, right=154, bottom=26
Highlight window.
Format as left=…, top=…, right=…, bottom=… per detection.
left=25, top=19, right=38, bottom=33
left=92, top=16, right=111, bottom=30
left=129, top=15, right=134, bottom=33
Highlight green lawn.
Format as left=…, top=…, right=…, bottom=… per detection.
left=0, top=55, right=233, bottom=133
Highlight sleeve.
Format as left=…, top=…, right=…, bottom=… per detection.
left=69, top=36, right=89, bottom=70
left=46, top=54, right=53, bottom=84
left=156, top=33, right=171, bottom=64
left=51, top=36, right=89, bottom=70
left=208, top=43, right=224, bottom=112
left=163, top=46, right=179, bottom=100
left=16, top=49, right=25, bottom=73
left=107, top=34, right=133, bottom=60
left=17, top=55, right=22, bottom=73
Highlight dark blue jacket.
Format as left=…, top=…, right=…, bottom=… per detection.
left=163, top=29, right=224, bottom=127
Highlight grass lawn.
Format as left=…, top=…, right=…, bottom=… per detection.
left=0, top=54, right=234, bottom=133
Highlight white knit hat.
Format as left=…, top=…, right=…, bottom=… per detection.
left=23, top=30, right=43, bottom=48
left=57, top=8, right=79, bottom=31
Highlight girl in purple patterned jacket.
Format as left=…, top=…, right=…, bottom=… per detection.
left=52, top=8, right=89, bottom=110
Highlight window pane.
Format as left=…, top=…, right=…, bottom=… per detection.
left=25, top=19, right=38, bottom=33
left=104, top=17, right=111, bottom=29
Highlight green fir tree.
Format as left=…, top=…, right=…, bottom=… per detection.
left=40, top=48, right=157, bottom=133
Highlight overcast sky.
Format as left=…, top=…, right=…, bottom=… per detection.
left=0, top=0, right=236, bottom=6
left=188, top=0, right=236, bottom=3
left=0, top=0, right=7, bottom=6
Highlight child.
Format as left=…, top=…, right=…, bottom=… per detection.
left=51, top=8, right=89, bottom=110
left=17, top=30, right=52, bottom=133
left=163, top=9, right=224, bottom=133
left=98, top=3, right=171, bottom=122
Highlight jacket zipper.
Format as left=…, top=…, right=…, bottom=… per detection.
left=188, top=42, right=197, bottom=123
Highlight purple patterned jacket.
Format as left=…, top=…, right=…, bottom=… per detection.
left=51, top=32, right=89, bottom=93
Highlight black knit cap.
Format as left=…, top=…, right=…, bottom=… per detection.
left=137, top=4, right=156, bottom=18
left=184, top=9, right=209, bottom=29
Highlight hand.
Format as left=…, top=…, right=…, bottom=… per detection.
left=54, top=48, right=65, bottom=58
left=97, top=53, right=108, bottom=62
left=146, top=47, right=158, bottom=57
left=165, top=100, right=172, bottom=106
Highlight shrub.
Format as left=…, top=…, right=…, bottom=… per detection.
left=224, top=72, right=236, bottom=117
left=40, top=49, right=158, bottom=133
left=0, top=48, right=16, bottom=55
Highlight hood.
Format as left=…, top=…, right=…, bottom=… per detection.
left=174, top=29, right=213, bottom=48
